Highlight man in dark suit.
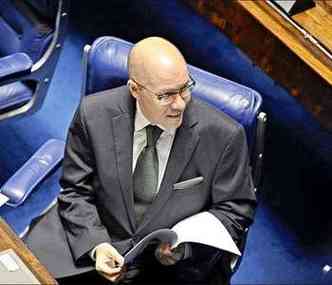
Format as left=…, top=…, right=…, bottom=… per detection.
left=26, top=37, right=256, bottom=284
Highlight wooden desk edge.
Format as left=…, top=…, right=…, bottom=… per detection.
left=237, top=0, right=332, bottom=86
left=0, top=218, right=57, bottom=285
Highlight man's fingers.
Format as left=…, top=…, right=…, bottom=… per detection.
left=96, top=256, right=123, bottom=275
left=159, top=243, right=173, bottom=256
left=98, top=270, right=122, bottom=282
left=95, top=243, right=124, bottom=264
left=94, top=243, right=126, bottom=282
left=97, top=261, right=122, bottom=275
left=99, top=264, right=127, bottom=283
left=155, top=242, right=187, bottom=266
left=161, top=255, right=177, bottom=266
left=104, top=248, right=124, bottom=267
left=155, top=243, right=179, bottom=266
left=96, top=262, right=124, bottom=283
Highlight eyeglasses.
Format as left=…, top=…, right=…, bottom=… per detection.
left=130, top=75, right=196, bottom=106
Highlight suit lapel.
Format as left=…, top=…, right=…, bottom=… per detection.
left=112, top=91, right=136, bottom=233
left=136, top=101, right=200, bottom=233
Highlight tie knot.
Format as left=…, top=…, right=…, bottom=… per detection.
left=146, top=125, right=162, bottom=147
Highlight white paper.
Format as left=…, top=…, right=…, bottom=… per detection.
left=124, top=229, right=177, bottom=264
left=0, top=253, right=19, bottom=272
left=274, top=0, right=296, bottom=12
left=124, top=211, right=241, bottom=264
left=0, top=249, right=40, bottom=284
left=171, top=211, right=241, bottom=256
left=0, top=193, right=9, bottom=207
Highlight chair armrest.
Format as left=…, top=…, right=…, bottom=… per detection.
left=0, top=53, right=33, bottom=82
left=0, top=139, right=65, bottom=207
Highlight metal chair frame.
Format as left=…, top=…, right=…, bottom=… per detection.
left=0, top=0, right=69, bottom=121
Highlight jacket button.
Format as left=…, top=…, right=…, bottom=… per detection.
left=133, top=236, right=139, bottom=243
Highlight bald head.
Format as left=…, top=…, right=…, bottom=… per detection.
left=127, top=37, right=191, bottom=130
left=128, top=37, right=188, bottom=89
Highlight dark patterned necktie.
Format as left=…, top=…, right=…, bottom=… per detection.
left=133, top=125, right=163, bottom=226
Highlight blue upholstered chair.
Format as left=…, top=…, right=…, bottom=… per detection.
left=82, top=36, right=266, bottom=189
left=0, top=0, right=69, bottom=121
left=0, top=139, right=65, bottom=237
left=81, top=36, right=266, bottom=281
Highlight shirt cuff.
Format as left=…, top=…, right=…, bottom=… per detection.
left=89, top=242, right=110, bottom=261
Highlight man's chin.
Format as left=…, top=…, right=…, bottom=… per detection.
left=165, top=117, right=183, bottom=129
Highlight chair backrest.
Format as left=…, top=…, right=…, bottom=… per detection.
left=83, top=36, right=262, bottom=153
left=0, top=0, right=59, bottom=62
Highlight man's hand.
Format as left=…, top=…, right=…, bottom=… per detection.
left=95, top=243, right=126, bottom=282
left=155, top=242, right=186, bottom=266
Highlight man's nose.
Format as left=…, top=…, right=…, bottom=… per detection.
left=170, top=94, right=186, bottom=111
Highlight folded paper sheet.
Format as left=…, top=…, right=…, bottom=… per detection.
left=124, top=211, right=240, bottom=264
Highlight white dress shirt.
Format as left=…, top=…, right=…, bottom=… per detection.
left=133, top=103, right=176, bottom=190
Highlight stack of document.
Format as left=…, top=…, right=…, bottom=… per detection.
left=0, top=249, right=40, bottom=284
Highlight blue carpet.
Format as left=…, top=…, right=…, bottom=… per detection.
left=0, top=27, right=86, bottom=237
left=234, top=202, right=332, bottom=284
left=0, top=1, right=332, bottom=284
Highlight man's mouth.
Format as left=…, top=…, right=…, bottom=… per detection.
left=167, top=113, right=181, bottom=118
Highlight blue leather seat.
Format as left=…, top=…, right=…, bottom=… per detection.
left=81, top=36, right=266, bottom=281
left=0, top=0, right=69, bottom=121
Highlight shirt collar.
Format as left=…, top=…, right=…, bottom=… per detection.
left=135, top=102, right=150, bottom=132
left=135, top=102, right=176, bottom=135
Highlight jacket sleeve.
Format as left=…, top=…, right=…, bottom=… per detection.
left=58, top=102, right=111, bottom=264
left=209, top=124, right=257, bottom=244
left=175, top=125, right=257, bottom=282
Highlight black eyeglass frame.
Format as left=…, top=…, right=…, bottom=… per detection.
left=130, top=74, right=196, bottom=104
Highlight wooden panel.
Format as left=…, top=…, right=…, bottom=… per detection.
left=238, top=0, right=332, bottom=85
left=184, top=0, right=332, bottom=130
left=293, top=1, right=332, bottom=53
left=0, top=218, right=57, bottom=285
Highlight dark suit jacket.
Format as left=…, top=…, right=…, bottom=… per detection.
left=25, top=86, right=256, bottom=280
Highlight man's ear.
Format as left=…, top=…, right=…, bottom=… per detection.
left=127, top=80, right=139, bottom=99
